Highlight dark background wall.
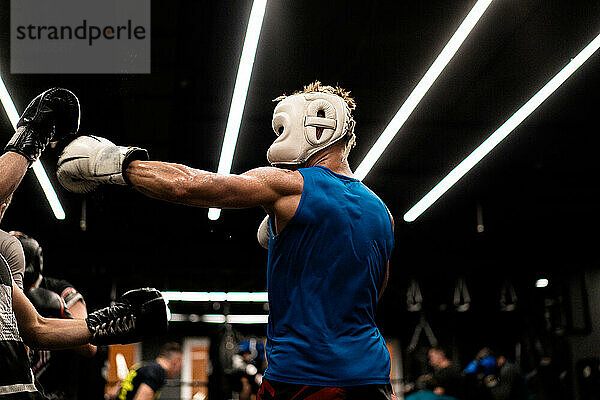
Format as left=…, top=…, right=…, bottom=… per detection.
left=1, top=1, right=599, bottom=398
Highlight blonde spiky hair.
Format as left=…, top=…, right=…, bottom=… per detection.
left=274, top=80, right=356, bottom=112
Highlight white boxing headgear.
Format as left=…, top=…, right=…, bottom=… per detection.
left=267, top=92, right=356, bottom=166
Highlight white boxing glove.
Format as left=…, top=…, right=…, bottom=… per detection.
left=257, top=215, right=270, bottom=249
left=56, top=135, right=148, bottom=194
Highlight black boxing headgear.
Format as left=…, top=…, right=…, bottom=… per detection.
left=11, top=232, right=44, bottom=289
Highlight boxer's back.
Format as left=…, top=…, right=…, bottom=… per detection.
left=265, top=165, right=394, bottom=386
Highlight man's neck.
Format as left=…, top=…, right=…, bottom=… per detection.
left=305, top=151, right=354, bottom=179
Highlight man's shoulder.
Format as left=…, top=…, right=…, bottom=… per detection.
left=0, top=229, right=21, bottom=250
left=0, top=231, right=23, bottom=262
left=0, top=229, right=26, bottom=289
left=138, top=361, right=165, bottom=375
left=244, top=167, right=304, bottom=195
left=245, top=166, right=302, bottom=180
left=136, top=362, right=166, bottom=384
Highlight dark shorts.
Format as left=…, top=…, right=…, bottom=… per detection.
left=257, top=378, right=398, bottom=400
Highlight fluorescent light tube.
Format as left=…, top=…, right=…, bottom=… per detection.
left=209, top=0, right=268, bottom=220
left=355, top=0, right=494, bottom=181
left=162, top=291, right=268, bottom=303
left=404, top=33, right=600, bottom=222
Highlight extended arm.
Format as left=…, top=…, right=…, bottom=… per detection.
left=68, top=298, right=98, bottom=357
left=126, top=161, right=302, bottom=210
left=13, top=281, right=169, bottom=349
left=12, top=282, right=91, bottom=349
left=0, top=152, right=28, bottom=204
left=56, top=135, right=303, bottom=211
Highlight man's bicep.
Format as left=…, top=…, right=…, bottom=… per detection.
left=215, top=167, right=302, bottom=209
left=12, top=282, right=41, bottom=337
left=132, top=383, right=155, bottom=400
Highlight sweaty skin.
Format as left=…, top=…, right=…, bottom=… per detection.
left=126, top=140, right=354, bottom=233
left=126, top=160, right=303, bottom=234
left=125, top=139, right=392, bottom=296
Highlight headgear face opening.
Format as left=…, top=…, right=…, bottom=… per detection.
left=267, top=92, right=356, bottom=166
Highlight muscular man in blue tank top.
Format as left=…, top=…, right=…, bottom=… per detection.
left=58, top=81, right=397, bottom=399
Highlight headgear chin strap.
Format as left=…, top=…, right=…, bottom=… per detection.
left=267, top=92, right=356, bottom=166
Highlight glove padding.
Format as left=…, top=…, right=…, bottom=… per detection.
left=86, top=288, right=168, bottom=345
left=5, top=88, right=80, bottom=162
left=26, top=287, right=72, bottom=319
left=57, top=135, right=149, bottom=193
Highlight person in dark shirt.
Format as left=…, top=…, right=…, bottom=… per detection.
left=490, top=353, right=528, bottom=400
left=118, top=343, right=183, bottom=400
left=428, top=346, right=465, bottom=399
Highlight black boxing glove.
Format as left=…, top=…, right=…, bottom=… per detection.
left=5, top=88, right=80, bottom=163
left=26, top=287, right=72, bottom=319
left=85, top=288, right=168, bottom=345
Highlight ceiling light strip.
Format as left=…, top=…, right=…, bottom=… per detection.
left=0, top=75, right=66, bottom=220
left=404, top=33, right=600, bottom=222
left=354, top=0, right=494, bottom=181
left=168, top=314, right=269, bottom=324
left=162, top=291, right=269, bottom=303
left=209, top=0, right=268, bottom=221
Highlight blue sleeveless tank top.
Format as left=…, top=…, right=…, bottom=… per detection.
left=263, top=166, right=394, bottom=386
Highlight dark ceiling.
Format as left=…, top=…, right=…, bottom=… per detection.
left=0, top=0, right=598, bottom=319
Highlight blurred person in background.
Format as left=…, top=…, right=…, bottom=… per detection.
left=464, top=347, right=527, bottom=400
left=115, top=342, right=183, bottom=400
left=405, top=346, right=464, bottom=400
left=427, top=346, right=465, bottom=399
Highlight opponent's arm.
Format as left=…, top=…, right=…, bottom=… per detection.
left=13, top=282, right=91, bottom=349
left=14, top=283, right=168, bottom=349
left=1, top=88, right=80, bottom=203
left=67, top=297, right=98, bottom=357
left=0, top=152, right=28, bottom=204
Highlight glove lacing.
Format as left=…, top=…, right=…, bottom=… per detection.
left=93, top=303, right=137, bottom=340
